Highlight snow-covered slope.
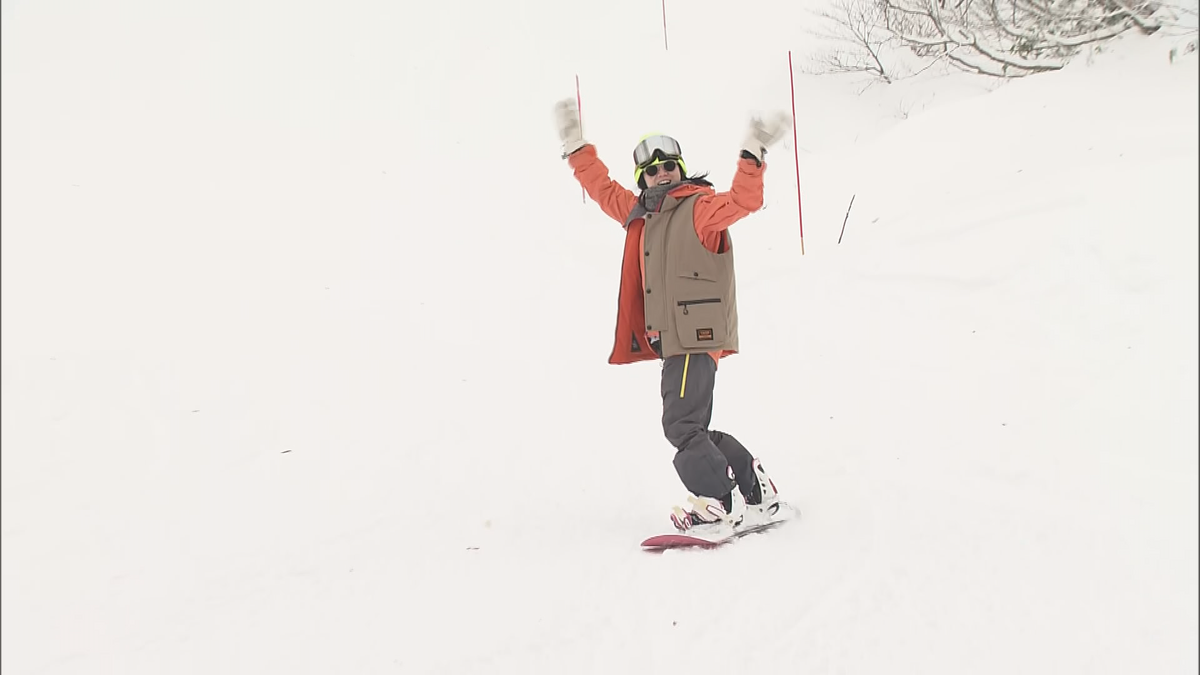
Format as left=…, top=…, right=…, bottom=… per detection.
left=2, top=2, right=1196, bottom=672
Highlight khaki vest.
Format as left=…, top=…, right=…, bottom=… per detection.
left=640, top=194, right=739, bottom=358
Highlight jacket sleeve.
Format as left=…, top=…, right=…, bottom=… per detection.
left=567, top=145, right=639, bottom=225
left=692, top=156, right=765, bottom=245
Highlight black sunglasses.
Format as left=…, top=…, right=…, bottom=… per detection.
left=643, top=160, right=678, bottom=178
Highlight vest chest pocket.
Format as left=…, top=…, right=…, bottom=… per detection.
left=674, top=298, right=726, bottom=348
left=681, top=268, right=718, bottom=282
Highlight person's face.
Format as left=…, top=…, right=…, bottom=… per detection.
left=642, top=159, right=682, bottom=188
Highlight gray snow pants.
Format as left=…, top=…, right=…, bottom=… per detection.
left=660, top=353, right=756, bottom=500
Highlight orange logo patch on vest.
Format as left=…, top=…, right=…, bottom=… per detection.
left=696, top=328, right=714, bottom=341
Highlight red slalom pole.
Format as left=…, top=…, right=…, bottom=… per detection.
left=788, top=50, right=805, bottom=255
left=662, top=0, right=669, bottom=50
left=576, top=74, right=585, bottom=204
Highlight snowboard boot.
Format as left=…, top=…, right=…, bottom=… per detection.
left=743, top=458, right=781, bottom=524
left=670, top=488, right=746, bottom=533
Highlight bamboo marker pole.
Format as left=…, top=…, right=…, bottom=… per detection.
left=662, top=0, right=669, bottom=50
left=838, top=194, right=856, bottom=244
left=576, top=74, right=585, bottom=204
left=788, top=50, right=805, bottom=255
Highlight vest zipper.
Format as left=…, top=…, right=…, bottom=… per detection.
left=677, top=298, right=721, bottom=315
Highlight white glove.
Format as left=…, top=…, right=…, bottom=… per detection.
left=554, top=98, right=588, bottom=158
left=741, top=111, right=792, bottom=162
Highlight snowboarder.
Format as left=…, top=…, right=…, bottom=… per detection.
left=554, top=97, right=792, bottom=533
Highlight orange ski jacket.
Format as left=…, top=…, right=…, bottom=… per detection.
left=567, top=144, right=766, bottom=365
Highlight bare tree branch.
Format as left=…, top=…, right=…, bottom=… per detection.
left=808, top=0, right=1186, bottom=82
left=807, top=0, right=909, bottom=82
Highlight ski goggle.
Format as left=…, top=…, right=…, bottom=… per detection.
left=632, top=134, right=683, bottom=167
left=633, top=134, right=687, bottom=184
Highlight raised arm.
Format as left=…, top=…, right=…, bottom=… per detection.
left=567, top=145, right=638, bottom=225
left=692, top=153, right=766, bottom=245
left=693, top=113, right=792, bottom=248
left=555, top=97, right=638, bottom=225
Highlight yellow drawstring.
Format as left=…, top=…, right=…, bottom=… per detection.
left=680, top=354, right=690, bottom=399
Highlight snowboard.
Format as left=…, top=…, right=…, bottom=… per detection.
left=640, top=502, right=799, bottom=551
